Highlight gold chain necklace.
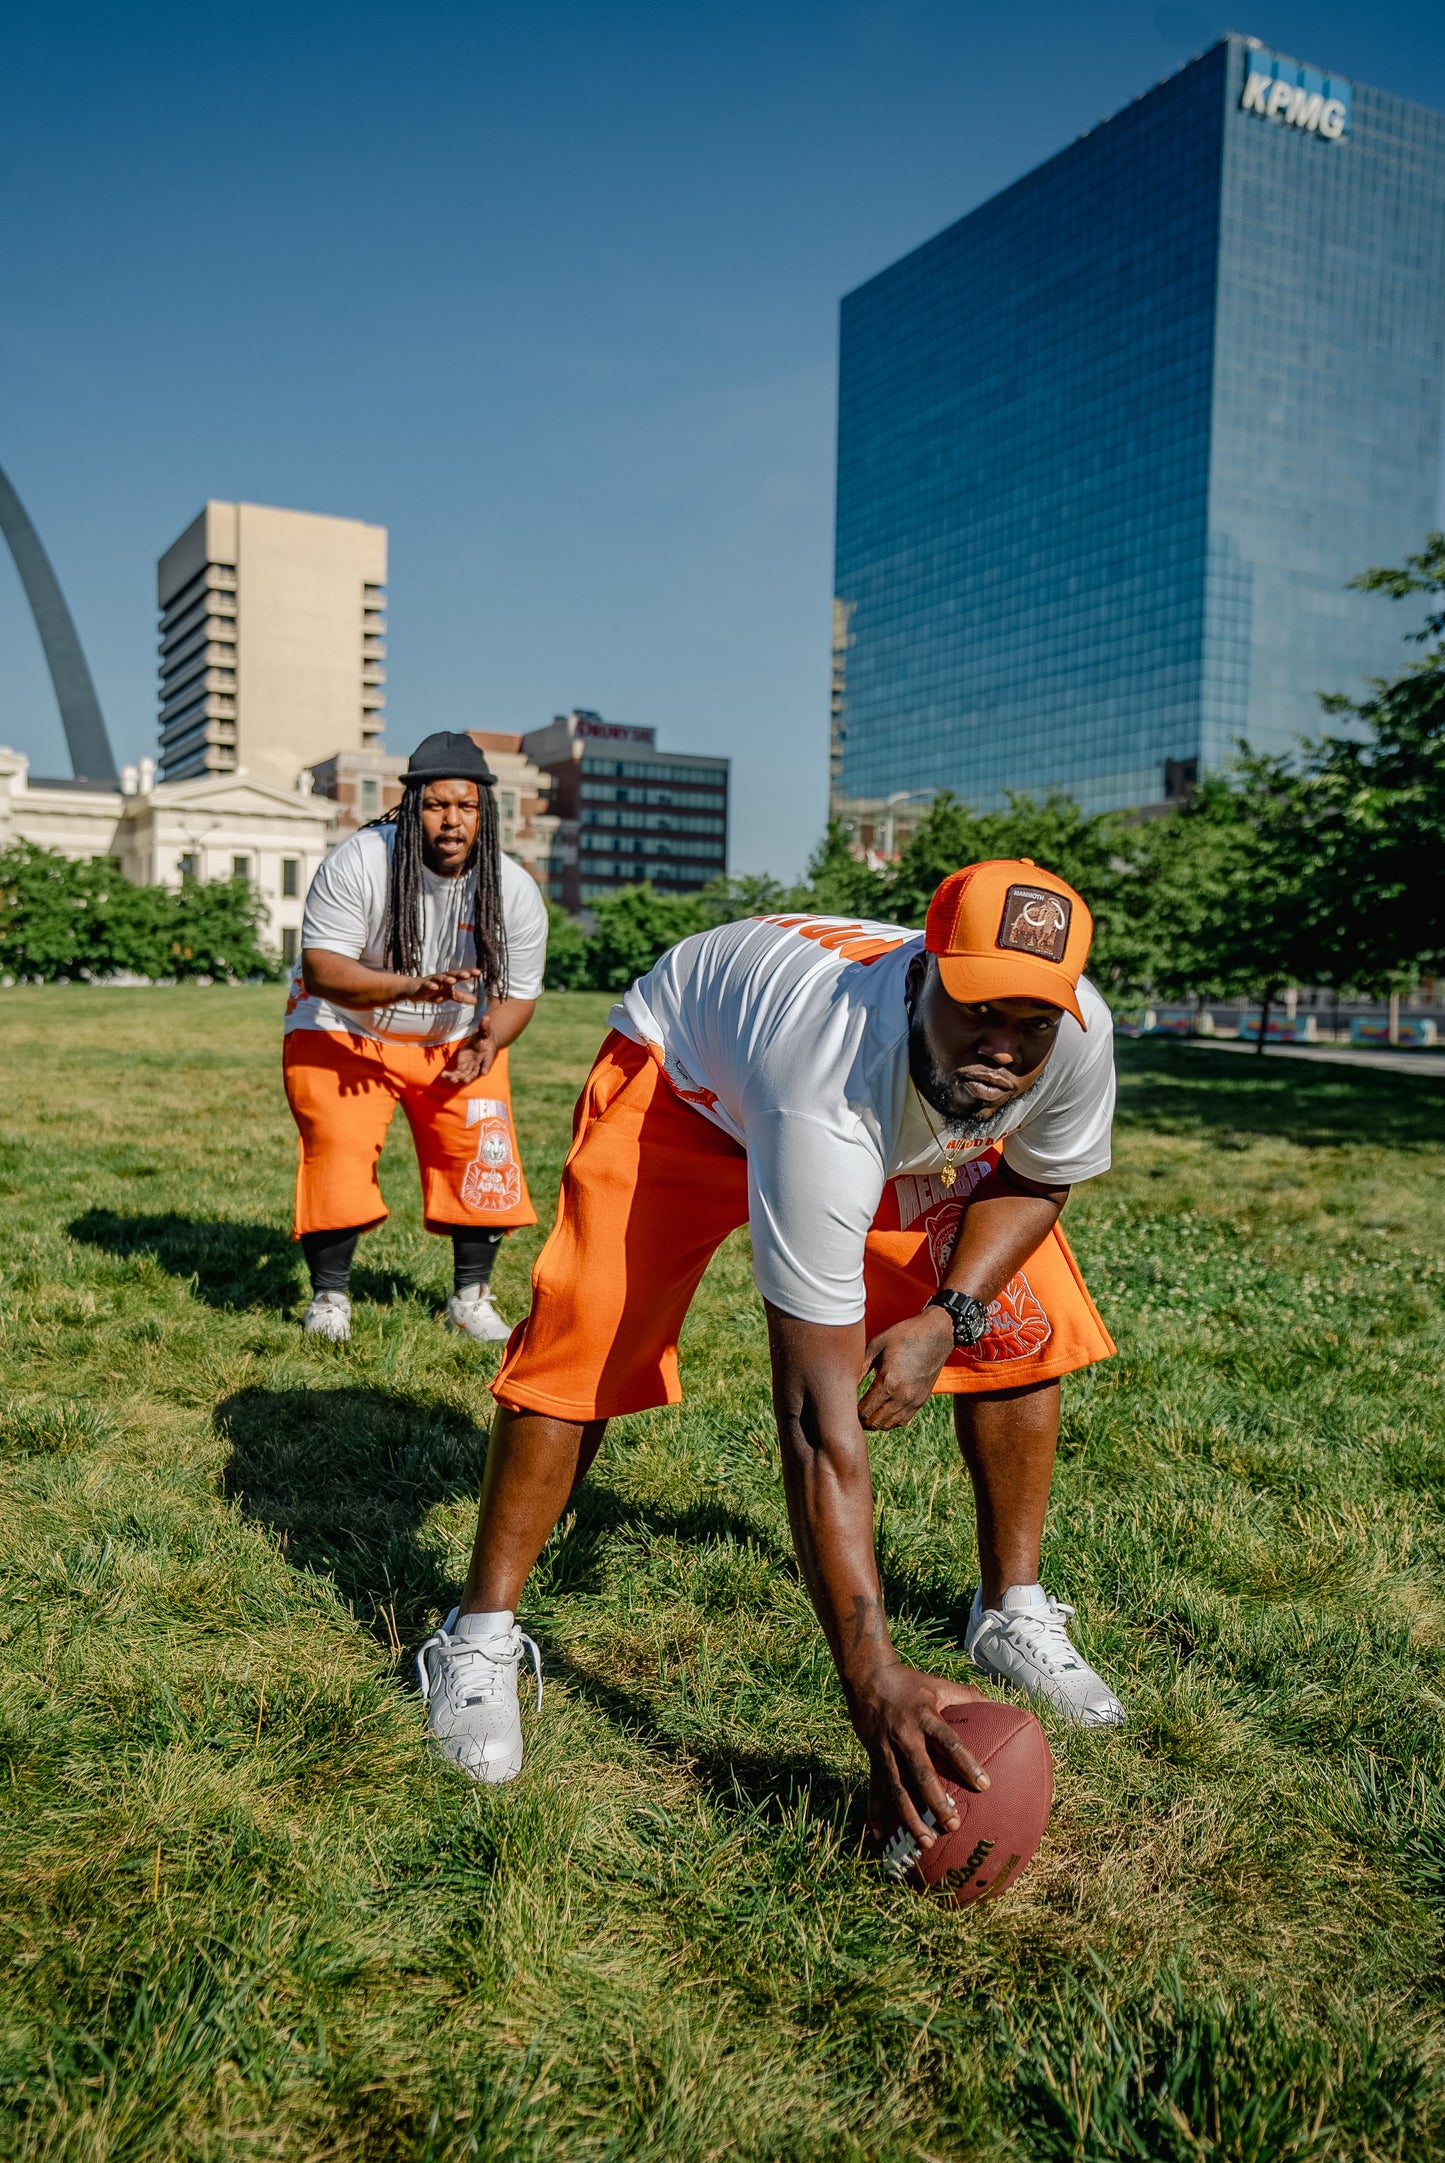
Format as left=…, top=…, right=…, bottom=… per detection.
left=912, top=1083, right=973, bottom=1189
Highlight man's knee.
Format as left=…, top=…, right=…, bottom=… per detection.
left=952, top=1376, right=1061, bottom=1441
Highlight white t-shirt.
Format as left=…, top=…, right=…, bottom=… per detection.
left=286, top=825, right=549, bottom=1045
left=611, top=912, right=1115, bottom=1327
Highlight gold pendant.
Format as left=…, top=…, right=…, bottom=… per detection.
left=940, top=1164, right=957, bottom=1188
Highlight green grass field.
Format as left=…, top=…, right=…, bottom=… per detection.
left=2, top=986, right=1445, bottom=2161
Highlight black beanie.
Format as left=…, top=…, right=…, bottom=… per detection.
left=402, top=731, right=496, bottom=785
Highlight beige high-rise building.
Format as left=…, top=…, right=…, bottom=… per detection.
left=157, top=501, right=387, bottom=787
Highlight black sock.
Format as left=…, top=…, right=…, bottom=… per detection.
left=302, top=1225, right=363, bottom=1294
left=452, top=1227, right=504, bottom=1296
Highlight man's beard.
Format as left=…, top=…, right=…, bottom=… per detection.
left=908, top=1009, right=1008, bottom=1135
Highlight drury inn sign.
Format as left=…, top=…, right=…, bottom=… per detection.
left=1240, top=50, right=1350, bottom=140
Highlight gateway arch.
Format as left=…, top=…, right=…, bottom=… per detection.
left=0, top=462, right=118, bottom=783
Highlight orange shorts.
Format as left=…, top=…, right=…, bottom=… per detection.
left=283, top=1028, right=537, bottom=1238
left=493, top=1032, right=1114, bottom=1422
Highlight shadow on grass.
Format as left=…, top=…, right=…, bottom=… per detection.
left=214, top=1383, right=956, bottom=1830
left=542, top=1642, right=862, bottom=1835
left=541, top=1473, right=976, bottom=1651
left=1114, top=1039, right=1445, bottom=1151
left=69, top=1209, right=422, bottom=1312
left=216, top=1385, right=797, bottom=1649
left=217, top=1384, right=483, bottom=1633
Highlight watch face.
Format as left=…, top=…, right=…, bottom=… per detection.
left=933, top=1290, right=987, bottom=1347
left=958, top=1295, right=987, bottom=1345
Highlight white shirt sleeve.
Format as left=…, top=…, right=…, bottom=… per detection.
left=500, top=854, right=549, bottom=1000
left=300, top=834, right=382, bottom=960
left=1001, top=1007, right=1116, bottom=1186
left=744, top=1111, right=885, bottom=1327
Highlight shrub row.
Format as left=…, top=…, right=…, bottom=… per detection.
left=0, top=843, right=281, bottom=983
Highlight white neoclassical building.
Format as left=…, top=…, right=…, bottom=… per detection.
left=0, top=748, right=338, bottom=965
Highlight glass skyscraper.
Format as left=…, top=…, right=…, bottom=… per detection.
left=832, top=36, right=1445, bottom=830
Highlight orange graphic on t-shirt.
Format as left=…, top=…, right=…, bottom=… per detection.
left=922, top=1199, right=964, bottom=1280
left=760, top=916, right=907, bottom=965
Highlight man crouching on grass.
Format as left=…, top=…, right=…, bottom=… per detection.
left=418, top=859, right=1123, bottom=1855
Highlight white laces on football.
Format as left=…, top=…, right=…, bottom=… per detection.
left=417, top=1623, right=543, bottom=1713
left=880, top=1809, right=937, bottom=1882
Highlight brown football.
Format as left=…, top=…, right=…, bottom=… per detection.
left=880, top=1698, right=1053, bottom=1907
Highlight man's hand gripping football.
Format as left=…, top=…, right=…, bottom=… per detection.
left=765, top=1306, right=989, bottom=1852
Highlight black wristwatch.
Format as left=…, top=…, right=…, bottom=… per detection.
left=926, top=1289, right=990, bottom=1348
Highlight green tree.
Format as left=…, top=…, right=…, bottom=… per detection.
left=0, top=844, right=120, bottom=979
left=582, top=884, right=712, bottom=991
left=1137, top=757, right=1332, bottom=1051
left=885, top=795, right=992, bottom=924
left=533, top=535, right=1445, bottom=1019
left=163, top=875, right=280, bottom=980
left=802, top=820, right=891, bottom=919
left=542, top=900, right=592, bottom=990
left=1136, top=532, right=1445, bottom=1033
left=0, top=845, right=279, bottom=983
left=693, top=870, right=809, bottom=924
left=1307, top=531, right=1445, bottom=986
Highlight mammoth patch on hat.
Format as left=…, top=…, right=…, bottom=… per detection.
left=997, top=885, right=1072, bottom=962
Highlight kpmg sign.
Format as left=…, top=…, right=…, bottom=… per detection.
left=1240, top=48, right=1351, bottom=140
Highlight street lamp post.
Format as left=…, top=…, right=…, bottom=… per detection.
left=882, top=789, right=933, bottom=862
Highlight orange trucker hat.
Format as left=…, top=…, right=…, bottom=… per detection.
left=924, top=859, right=1093, bottom=1026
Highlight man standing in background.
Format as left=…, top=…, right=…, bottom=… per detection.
left=283, top=731, right=548, bottom=1343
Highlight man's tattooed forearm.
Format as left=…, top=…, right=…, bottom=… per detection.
left=847, top=1595, right=888, bottom=1651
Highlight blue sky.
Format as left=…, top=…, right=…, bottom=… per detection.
left=1, top=0, right=1441, bottom=875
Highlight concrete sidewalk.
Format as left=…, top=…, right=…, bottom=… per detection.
left=1173, top=1038, right=1445, bottom=1079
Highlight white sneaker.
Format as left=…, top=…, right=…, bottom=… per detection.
left=416, top=1607, right=542, bottom=1783
left=445, top=1288, right=511, bottom=1343
left=302, top=1291, right=351, bottom=1341
left=966, top=1583, right=1126, bottom=1728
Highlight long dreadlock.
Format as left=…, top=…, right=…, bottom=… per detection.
left=371, top=781, right=509, bottom=998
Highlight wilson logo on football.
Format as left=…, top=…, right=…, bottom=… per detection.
left=461, top=1098, right=522, bottom=1211
left=938, top=1836, right=996, bottom=1893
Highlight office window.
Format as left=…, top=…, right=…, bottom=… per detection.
left=281, top=927, right=299, bottom=966
left=178, top=852, right=198, bottom=882
left=359, top=777, right=380, bottom=816
left=232, top=854, right=252, bottom=880
left=281, top=857, right=300, bottom=898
